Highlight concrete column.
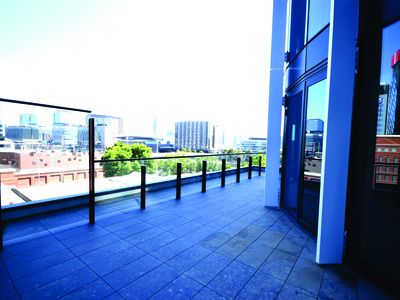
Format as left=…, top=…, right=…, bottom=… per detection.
left=265, top=0, right=287, bottom=207
left=316, top=0, right=358, bottom=264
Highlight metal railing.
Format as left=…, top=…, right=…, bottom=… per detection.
left=89, top=151, right=265, bottom=223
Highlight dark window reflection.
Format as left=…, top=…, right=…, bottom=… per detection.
left=289, top=0, right=307, bottom=59
left=374, top=20, right=400, bottom=187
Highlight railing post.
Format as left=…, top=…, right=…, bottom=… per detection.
left=0, top=174, right=3, bottom=249
left=202, top=160, right=207, bottom=193
left=248, top=156, right=252, bottom=179
left=236, top=157, right=241, bottom=183
left=141, top=165, right=146, bottom=209
left=88, top=118, right=95, bottom=224
left=176, top=162, right=182, bottom=199
left=258, top=156, right=262, bottom=176
left=221, top=159, right=226, bottom=187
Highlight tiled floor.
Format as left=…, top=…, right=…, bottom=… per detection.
left=0, top=175, right=396, bottom=299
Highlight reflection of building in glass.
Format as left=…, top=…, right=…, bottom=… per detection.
left=306, top=119, right=324, bottom=133
left=376, top=84, right=390, bottom=135
left=175, top=121, right=220, bottom=151
left=374, top=135, right=400, bottom=185
left=386, top=49, right=400, bottom=134
left=305, top=118, right=324, bottom=158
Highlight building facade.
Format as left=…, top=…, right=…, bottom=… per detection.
left=86, top=114, right=124, bottom=150
left=175, top=121, right=212, bottom=151
left=114, top=136, right=158, bottom=153
left=266, top=0, right=400, bottom=295
left=238, top=137, right=267, bottom=152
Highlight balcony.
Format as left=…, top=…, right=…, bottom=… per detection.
left=0, top=175, right=393, bottom=300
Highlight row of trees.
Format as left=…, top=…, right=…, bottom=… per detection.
left=101, top=142, right=266, bottom=178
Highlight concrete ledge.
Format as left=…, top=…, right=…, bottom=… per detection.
left=2, top=167, right=265, bottom=221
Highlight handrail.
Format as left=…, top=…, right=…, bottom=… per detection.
left=0, top=97, right=91, bottom=113
left=94, top=152, right=257, bottom=163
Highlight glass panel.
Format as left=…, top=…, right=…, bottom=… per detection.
left=289, top=0, right=307, bottom=59
left=0, top=101, right=88, bottom=207
left=307, top=0, right=330, bottom=40
left=283, top=91, right=303, bottom=216
left=301, top=78, right=327, bottom=229
left=373, top=20, right=400, bottom=188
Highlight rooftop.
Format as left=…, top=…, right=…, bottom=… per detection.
left=0, top=176, right=395, bottom=299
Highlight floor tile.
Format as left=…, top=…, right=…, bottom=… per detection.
left=215, top=236, right=252, bottom=259
left=259, top=249, right=297, bottom=281
left=69, top=233, right=121, bottom=256
left=124, top=227, right=165, bottom=245
left=136, top=231, right=178, bottom=252
left=151, top=238, right=192, bottom=262
left=185, top=252, right=233, bottom=285
left=192, top=287, right=227, bottom=300
left=319, top=268, right=358, bottom=300
left=277, top=283, right=317, bottom=300
left=287, top=258, right=325, bottom=295
left=79, top=239, right=132, bottom=265
left=103, top=254, right=162, bottom=290
left=21, top=267, right=98, bottom=300
left=150, top=274, right=203, bottom=299
left=199, top=232, right=231, bottom=250
left=256, top=229, right=285, bottom=248
left=236, top=224, right=266, bottom=242
left=236, top=242, right=274, bottom=269
left=167, top=244, right=212, bottom=272
left=236, top=270, right=284, bottom=299
left=8, top=248, right=75, bottom=280
left=87, top=245, right=146, bottom=276
left=118, top=264, right=180, bottom=299
left=207, top=260, right=256, bottom=299
left=61, top=278, right=114, bottom=300
left=14, top=258, right=86, bottom=294
left=0, top=280, right=20, bottom=300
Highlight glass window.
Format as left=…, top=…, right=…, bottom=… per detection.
left=289, top=0, right=307, bottom=59
left=374, top=20, right=400, bottom=187
left=301, top=78, right=327, bottom=228
left=307, top=0, right=330, bottom=40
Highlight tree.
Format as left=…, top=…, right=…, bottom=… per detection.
left=101, top=142, right=153, bottom=177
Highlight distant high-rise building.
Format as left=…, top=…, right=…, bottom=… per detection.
left=386, top=49, right=400, bottom=134
left=238, top=137, right=267, bottom=152
left=377, top=84, right=390, bottom=135
left=306, top=119, right=324, bottom=133
left=20, top=114, right=38, bottom=126
left=6, top=126, right=40, bottom=141
left=175, top=121, right=221, bottom=151
left=86, top=114, right=123, bottom=150
left=0, top=118, right=4, bottom=141
left=53, top=110, right=74, bottom=125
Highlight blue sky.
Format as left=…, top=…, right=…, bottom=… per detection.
left=0, top=0, right=273, bottom=139
left=381, top=20, right=400, bottom=84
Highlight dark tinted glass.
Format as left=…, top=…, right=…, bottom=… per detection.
left=289, top=0, right=307, bottom=59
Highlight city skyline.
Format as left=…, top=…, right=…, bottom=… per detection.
left=0, top=0, right=272, bottom=138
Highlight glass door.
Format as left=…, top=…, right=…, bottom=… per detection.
left=282, top=90, right=304, bottom=218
